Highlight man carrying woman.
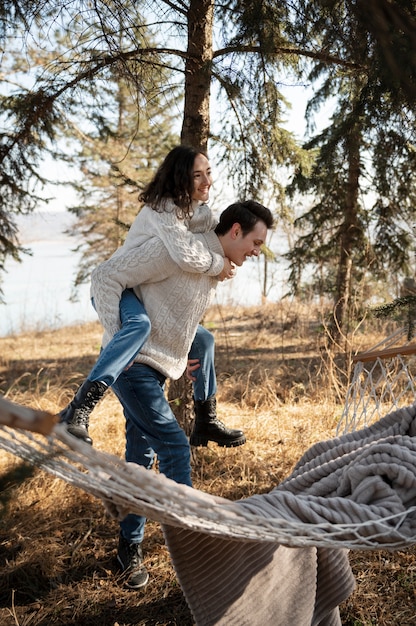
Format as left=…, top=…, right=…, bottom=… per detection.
left=60, top=145, right=274, bottom=588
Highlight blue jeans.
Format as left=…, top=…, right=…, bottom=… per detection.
left=112, top=363, right=192, bottom=544
left=188, top=325, right=217, bottom=401
left=89, top=289, right=151, bottom=386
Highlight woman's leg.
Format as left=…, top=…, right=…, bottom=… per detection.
left=89, top=289, right=151, bottom=386
left=187, top=324, right=217, bottom=400
left=60, top=290, right=151, bottom=444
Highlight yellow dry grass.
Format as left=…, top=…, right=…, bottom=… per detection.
left=0, top=302, right=416, bottom=625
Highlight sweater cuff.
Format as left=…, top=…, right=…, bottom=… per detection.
left=201, top=231, right=224, bottom=276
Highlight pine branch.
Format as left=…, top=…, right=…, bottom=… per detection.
left=371, top=296, right=416, bottom=340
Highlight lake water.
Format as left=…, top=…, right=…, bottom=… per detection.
left=0, top=212, right=286, bottom=337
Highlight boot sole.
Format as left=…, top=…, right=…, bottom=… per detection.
left=190, top=435, right=247, bottom=448
left=66, top=426, right=93, bottom=446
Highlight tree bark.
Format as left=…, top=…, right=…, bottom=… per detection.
left=181, top=0, right=214, bottom=152
left=167, top=376, right=194, bottom=437
left=171, top=1, right=214, bottom=426
left=331, top=123, right=361, bottom=343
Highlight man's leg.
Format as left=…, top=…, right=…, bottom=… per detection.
left=60, top=290, right=151, bottom=444
left=111, top=363, right=192, bottom=588
left=113, top=363, right=192, bottom=485
left=116, top=418, right=153, bottom=589
left=188, top=325, right=246, bottom=448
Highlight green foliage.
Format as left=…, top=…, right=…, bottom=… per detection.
left=65, top=47, right=181, bottom=283
left=284, top=0, right=416, bottom=336
left=371, top=296, right=416, bottom=341
left=0, top=86, right=59, bottom=284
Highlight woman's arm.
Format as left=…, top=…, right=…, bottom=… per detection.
left=91, top=238, right=174, bottom=337
left=149, top=206, right=224, bottom=276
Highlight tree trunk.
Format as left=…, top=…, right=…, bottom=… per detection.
left=172, top=0, right=214, bottom=433
left=167, top=376, right=194, bottom=437
left=181, top=0, right=214, bottom=152
left=331, top=124, right=361, bottom=344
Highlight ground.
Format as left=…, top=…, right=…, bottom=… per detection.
left=1, top=302, right=416, bottom=625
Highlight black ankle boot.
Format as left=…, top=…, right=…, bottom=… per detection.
left=59, top=379, right=107, bottom=445
left=190, top=396, right=246, bottom=448
left=117, top=533, right=149, bottom=589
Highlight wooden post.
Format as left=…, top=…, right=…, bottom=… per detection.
left=0, top=396, right=57, bottom=435
left=352, top=343, right=416, bottom=363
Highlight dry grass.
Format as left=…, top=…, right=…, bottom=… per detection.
left=0, top=301, right=415, bottom=625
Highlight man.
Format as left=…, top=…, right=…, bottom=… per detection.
left=110, top=200, right=274, bottom=589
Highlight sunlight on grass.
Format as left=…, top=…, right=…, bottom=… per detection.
left=0, top=302, right=414, bottom=625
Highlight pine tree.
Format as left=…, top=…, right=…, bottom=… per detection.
left=285, top=0, right=416, bottom=341
left=66, top=57, right=180, bottom=283
left=2, top=0, right=416, bottom=310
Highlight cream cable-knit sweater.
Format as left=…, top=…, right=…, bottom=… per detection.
left=91, top=200, right=224, bottom=380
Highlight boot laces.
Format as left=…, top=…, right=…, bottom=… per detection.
left=126, top=543, right=142, bottom=568
left=73, top=385, right=105, bottom=423
left=72, top=406, right=91, bottom=427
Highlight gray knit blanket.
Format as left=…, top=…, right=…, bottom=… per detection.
left=163, top=402, right=416, bottom=625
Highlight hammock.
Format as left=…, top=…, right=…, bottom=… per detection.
left=2, top=395, right=416, bottom=624
left=0, top=399, right=416, bottom=550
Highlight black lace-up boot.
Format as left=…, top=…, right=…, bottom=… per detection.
left=190, top=396, right=246, bottom=448
left=117, top=532, right=149, bottom=589
left=59, top=379, right=107, bottom=445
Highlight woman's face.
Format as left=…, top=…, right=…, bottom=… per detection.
left=191, top=153, right=212, bottom=203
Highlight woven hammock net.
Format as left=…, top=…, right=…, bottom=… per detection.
left=2, top=338, right=416, bottom=555
left=0, top=418, right=416, bottom=552
left=337, top=327, right=416, bottom=435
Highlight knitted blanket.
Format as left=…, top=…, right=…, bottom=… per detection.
left=163, top=402, right=416, bottom=625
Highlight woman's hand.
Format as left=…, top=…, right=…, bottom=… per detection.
left=218, top=257, right=236, bottom=281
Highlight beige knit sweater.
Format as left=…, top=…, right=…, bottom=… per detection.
left=90, top=200, right=224, bottom=380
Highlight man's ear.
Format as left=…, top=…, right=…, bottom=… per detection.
left=231, top=223, right=240, bottom=239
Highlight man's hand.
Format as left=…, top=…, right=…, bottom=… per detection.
left=186, top=358, right=200, bottom=382
left=218, top=257, right=236, bottom=281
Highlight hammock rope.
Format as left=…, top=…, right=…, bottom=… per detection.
left=337, top=328, right=416, bottom=435
left=1, top=409, right=416, bottom=552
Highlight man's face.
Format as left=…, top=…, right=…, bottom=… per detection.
left=225, top=220, right=267, bottom=266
